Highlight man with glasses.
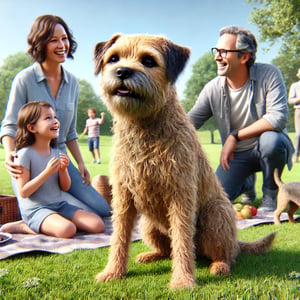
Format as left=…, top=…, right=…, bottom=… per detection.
left=188, top=25, right=294, bottom=212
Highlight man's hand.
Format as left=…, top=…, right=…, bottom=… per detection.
left=220, top=135, right=237, bottom=170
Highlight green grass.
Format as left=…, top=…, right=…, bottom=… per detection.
left=0, top=132, right=299, bottom=299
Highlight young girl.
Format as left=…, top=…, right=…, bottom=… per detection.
left=2, top=101, right=104, bottom=238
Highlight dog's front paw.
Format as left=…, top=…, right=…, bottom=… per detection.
left=169, top=276, right=196, bottom=289
left=95, top=270, right=124, bottom=282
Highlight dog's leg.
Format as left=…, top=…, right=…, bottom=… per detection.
left=274, top=193, right=290, bottom=225
left=288, top=202, right=298, bottom=223
left=95, top=191, right=137, bottom=282
left=195, top=201, right=238, bottom=276
left=167, top=197, right=197, bottom=289
left=136, top=216, right=171, bottom=263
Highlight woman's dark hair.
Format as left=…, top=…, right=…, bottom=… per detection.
left=15, top=101, right=57, bottom=150
left=27, top=14, right=77, bottom=63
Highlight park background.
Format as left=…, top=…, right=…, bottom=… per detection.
left=0, top=1, right=300, bottom=298
left=1, top=0, right=299, bottom=138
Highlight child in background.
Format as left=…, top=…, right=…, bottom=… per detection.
left=80, top=108, right=105, bottom=164
left=1, top=101, right=104, bottom=238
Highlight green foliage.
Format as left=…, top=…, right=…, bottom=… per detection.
left=248, top=0, right=300, bottom=51
left=77, top=79, right=113, bottom=135
left=0, top=52, right=33, bottom=120
left=271, top=49, right=300, bottom=131
left=182, top=52, right=217, bottom=112
left=248, top=0, right=300, bottom=132
left=182, top=52, right=218, bottom=142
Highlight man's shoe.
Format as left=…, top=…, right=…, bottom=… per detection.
left=242, top=187, right=256, bottom=203
left=241, top=173, right=257, bottom=203
left=259, top=195, right=276, bottom=212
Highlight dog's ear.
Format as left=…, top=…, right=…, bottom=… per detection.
left=94, top=34, right=121, bottom=75
left=163, top=40, right=190, bottom=84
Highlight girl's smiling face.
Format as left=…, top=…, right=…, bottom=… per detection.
left=28, top=106, right=60, bottom=140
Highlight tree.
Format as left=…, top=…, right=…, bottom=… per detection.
left=77, top=79, right=112, bottom=135
left=248, top=0, right=300, bottom=132
left=182, top=52, right=218, bottom=143
left=0, top=52, right=32, bottom=120
left=271, top=48, right=300, bottom=131
left=248, top=0, right=300, bottom=52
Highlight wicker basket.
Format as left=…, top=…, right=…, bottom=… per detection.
left=91, top=175, right=112, bottom=207
left=0, top=195, right=20, bottom=224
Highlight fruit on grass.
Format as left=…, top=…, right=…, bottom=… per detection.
left=233, top=203, right=243, bottom=212
left=240, top=206, right=253, bottom=219
left=249, top=205, right=257, bottom=217
left=236, top=211, right=244, bottom=219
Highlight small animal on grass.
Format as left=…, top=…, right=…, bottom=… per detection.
left=93, top=33, right=276, bottom=289
left=273, top=168, right=300, bottom=225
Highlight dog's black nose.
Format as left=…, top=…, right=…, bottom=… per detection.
left=116, top=67, right=133, bottom=80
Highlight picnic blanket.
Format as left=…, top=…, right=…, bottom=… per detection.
left=0, top=211, right=298, bottom=260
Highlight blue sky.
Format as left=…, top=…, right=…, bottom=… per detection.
left=0, top=0, right=279, bottom=98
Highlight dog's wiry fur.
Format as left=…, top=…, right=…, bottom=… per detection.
left=94, top=33, right=275, bottom=289
left=274, top=168, right=300, bottom=225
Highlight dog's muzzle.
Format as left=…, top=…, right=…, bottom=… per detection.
left=116, top=67, right=133, bottom=80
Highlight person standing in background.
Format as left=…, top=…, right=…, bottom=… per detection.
left=80, top=108, right=105, bottom=164
left=288, top=68, right=300, bottom=163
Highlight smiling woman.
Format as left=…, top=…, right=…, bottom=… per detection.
left=0, top=14, right=111, bottom=235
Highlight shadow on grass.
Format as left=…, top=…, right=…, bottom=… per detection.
left=124, top=244, right=299, bottom=286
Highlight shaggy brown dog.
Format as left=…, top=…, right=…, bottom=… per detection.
left=93, top=33, right=275, bottom=289
left=274, top=169, right=300, bottom=225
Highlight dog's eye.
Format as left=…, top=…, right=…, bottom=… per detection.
left=142, top=56, right=157, bottom=68
left=108, top=55, right=119, bottom=63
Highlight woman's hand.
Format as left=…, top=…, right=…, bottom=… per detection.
left=5, top=151, right=22, bottom=179
left=78, top=162, right=90, bottom=185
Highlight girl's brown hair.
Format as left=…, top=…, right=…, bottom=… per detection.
left=15, top=101, right=57, bottom=150
left=27, top=14, right=77, bottom=63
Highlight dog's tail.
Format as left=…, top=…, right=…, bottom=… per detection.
left=238, top=232, right=276, bottom=254
left=273, top=168, right=283, bottom=188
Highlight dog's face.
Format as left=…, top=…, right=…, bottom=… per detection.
left=94, top=34, right=190, bottom=119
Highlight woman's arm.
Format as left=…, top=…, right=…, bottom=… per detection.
left=66, top=139, right=90, bottom=185
left=2, top=135, right=23, bottom=178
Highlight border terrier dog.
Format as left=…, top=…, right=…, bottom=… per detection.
left=93, top=33, right=275, bottom=289
left=274, top=169, right=300, bottom=225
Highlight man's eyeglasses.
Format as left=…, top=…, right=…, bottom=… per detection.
left=211, top=48, right=246, bottom=58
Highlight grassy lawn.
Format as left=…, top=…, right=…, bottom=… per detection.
left=0, top=131, right=299, bottom=299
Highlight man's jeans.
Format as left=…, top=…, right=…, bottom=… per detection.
left=216, top=131, right=294, bottom=201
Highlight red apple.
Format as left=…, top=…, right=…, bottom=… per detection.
left=249, top=206, right=257, bottom=217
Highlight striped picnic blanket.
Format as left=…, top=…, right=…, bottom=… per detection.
left=0, top=212, right=298, bottom=260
